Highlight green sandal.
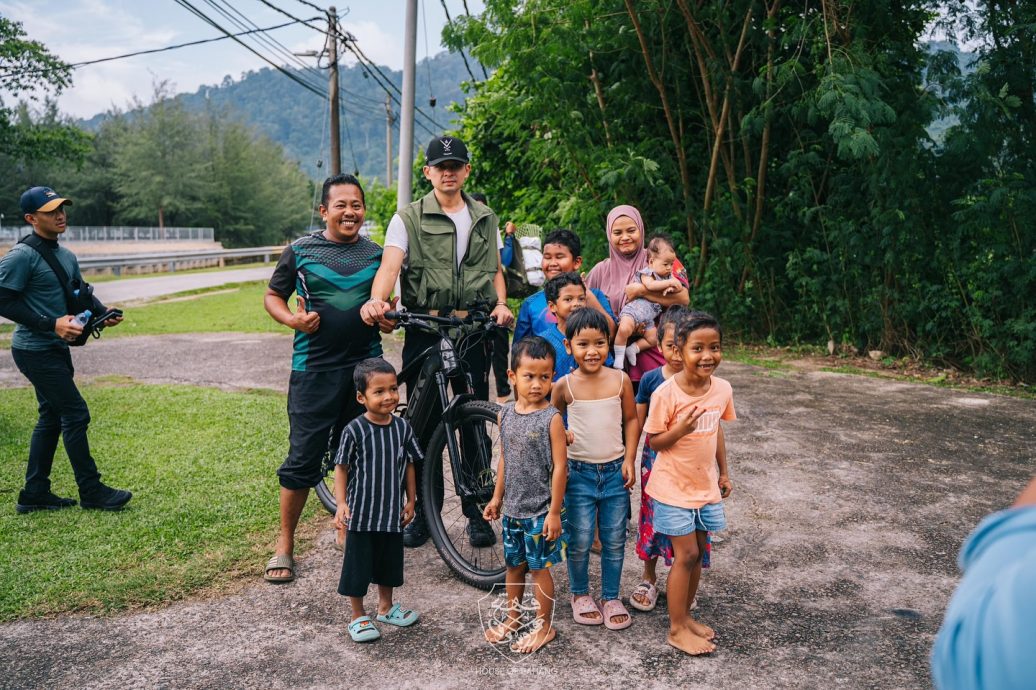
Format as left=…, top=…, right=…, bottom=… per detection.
left=348, top=616, right=381, bottom=642
left=376, top=603, right=419, bottom=627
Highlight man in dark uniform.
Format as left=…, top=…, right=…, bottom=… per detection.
left=0, top=186, right=130, bottom=512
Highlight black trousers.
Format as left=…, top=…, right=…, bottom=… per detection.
left=278, top=365, right=364, bottom=490
left=12, top=347, right=102, bottom=495
left=402, top=329, right=492, bottom=521
left=490, top=326, right=511, bottom=398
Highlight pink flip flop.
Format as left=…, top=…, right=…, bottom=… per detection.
left=601, top=598, right=633, bottom=630
left=571, top=595, right=603, bottom=625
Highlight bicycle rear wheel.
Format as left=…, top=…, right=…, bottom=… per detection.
left=315, top=440, right=337, bottom=514
left=422, top=400, right=505, bottom=590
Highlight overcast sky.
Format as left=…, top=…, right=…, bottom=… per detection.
left=2, top=0, right=484, bottom=119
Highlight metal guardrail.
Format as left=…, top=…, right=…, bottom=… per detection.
left=1, top=226, right=216, bottom=243
left=78, top=246, right=285, bottom=276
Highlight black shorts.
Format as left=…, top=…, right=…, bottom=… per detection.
left=338, top=531, right=404, bottom=597
left=277, top=365, right=365, bottom=490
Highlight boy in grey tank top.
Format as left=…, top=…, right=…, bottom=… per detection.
left=482, top=336, right=568, bottom=654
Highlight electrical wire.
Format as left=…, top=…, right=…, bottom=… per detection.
left=340, top=39, right=442, bottom=136
left=421, top=0, right=435, bottom=104
left=248, top=0, right=440, bottom=134
left=309, top=96, right=330, bottom=230
left=174, top=0, right=327, bottom=99
left=0, top=18, right=317, bottom=78
left=291, top=0, right=326, bottom=13
left=438, top=0, right=478, bottom=84
left=460, top=0, right=490, bottom=80
left=205, top=0, right=325, bottom=85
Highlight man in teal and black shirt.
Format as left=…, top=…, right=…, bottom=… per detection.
left=263, top=173, right=383, bottom=584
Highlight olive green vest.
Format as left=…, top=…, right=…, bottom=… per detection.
left=398, top=190, right=499, bottom=312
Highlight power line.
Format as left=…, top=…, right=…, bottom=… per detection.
left=290, top=0, right=326, bottom=13
left=340, top=39, right=442, bottom=136
left=0, top=18, right=316, bottom=78
left=438, top=0, right=478, bottom=84
left=247, top=0, right=444, bottom=136
left=174, top=0, right=327, bottom=100
left=205, top=0, right=325, bottom=85
left=253, top=0, right=332, bottom=37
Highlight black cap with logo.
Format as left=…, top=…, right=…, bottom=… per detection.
left=425, top=136, right=469, bottom=166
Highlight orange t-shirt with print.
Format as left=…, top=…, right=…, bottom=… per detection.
left=643, top=375, right=736, bottom=509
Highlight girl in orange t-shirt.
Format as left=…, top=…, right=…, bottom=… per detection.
left=642, top=311, right=735, bottom=656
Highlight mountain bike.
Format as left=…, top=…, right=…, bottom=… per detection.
left=314, top=306, right=505, bottom=590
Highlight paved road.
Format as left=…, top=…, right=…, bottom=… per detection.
left=1, top=267, right=275, bottom=327
left=94, top=266, right=275, bottom=305
left=3, top=334, right=1034, bottom=689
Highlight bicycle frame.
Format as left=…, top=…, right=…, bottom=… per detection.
left=393, top=315, right=495, bottom=500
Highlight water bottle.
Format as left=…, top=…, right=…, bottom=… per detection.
left=73, top=309, right=92, bottom=327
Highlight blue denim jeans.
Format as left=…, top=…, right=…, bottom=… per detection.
left=565, top=458, right=629, bottom=600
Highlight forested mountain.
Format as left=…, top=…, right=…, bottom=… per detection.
left=79, top=51, right=475, bottom=181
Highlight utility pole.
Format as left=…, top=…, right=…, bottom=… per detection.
left=396, top=0, right=418, bottom=210
left=327, top=6, right=341, bottom=176
left=385, top=94, right=395, bottom=187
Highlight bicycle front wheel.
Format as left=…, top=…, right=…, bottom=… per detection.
left=422, top=400, right=505, bottom=590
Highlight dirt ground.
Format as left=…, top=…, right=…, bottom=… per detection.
left=1, top=332, right=1034, bottom=689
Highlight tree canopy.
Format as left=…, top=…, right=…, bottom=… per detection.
left=444, top=0, right=1035, bottom=381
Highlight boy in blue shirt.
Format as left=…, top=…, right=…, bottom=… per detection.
left=541, top=273, right=614, bottom=379
left=513, top=229, right=616, bottom=343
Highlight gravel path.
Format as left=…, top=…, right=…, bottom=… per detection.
left=2, top=335, right=1034, bottom=689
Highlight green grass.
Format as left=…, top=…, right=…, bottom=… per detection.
left=1, top=280, right=279, bottom=347
left=819, top=365, right=1035, bottom=399
left=0, top=380, right=323, bottom=621
left=101, top=281, right=281, bottom=338
left=89, top=261, right=272, bottom=283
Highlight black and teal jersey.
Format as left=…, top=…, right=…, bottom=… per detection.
left=269, top=232, right=383, bottom=372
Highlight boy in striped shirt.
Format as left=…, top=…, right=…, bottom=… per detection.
left=334, top=358, right=422, bottom=643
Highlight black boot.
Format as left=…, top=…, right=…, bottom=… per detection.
left=79, top=483, right=133, bottom=511
left=403, top=511, right=429, bottom=547
left=16, top=490, right=77, bottom=514
left=466, top=516, right=497, bottom=547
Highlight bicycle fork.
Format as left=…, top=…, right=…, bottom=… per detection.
left=434, top=371, right=494, bottom=510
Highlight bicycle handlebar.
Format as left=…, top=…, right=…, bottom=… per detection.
left=384, top=308, right=498, bottom=329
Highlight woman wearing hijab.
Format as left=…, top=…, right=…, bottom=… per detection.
left=585, top=205, right=690, bottom=388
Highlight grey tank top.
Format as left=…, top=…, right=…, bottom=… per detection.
left=499, top=402, right=558, bottom=519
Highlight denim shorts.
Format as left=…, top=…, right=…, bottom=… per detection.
left=652, top=500, right=727, bottom=537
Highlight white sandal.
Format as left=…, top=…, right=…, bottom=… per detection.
left=629, top=580, right=658, bottom=612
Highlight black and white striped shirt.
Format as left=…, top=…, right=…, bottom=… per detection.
left=335, top=415, right=423, bottom=533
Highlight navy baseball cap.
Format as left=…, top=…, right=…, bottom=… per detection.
left=20, top=186, right=73, bottom=215
left=425, top=136, right=469, bottom=166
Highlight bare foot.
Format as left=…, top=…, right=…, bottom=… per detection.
left=668, top=626, right=716, bottom=656
left=511, top=625, right=557, bottom=653
left=485, top=618, right=521, bottom=643
left=686, top=616, right=715, bottom=640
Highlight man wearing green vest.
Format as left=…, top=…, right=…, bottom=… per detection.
left=361, top=135, right=513, bottom=548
